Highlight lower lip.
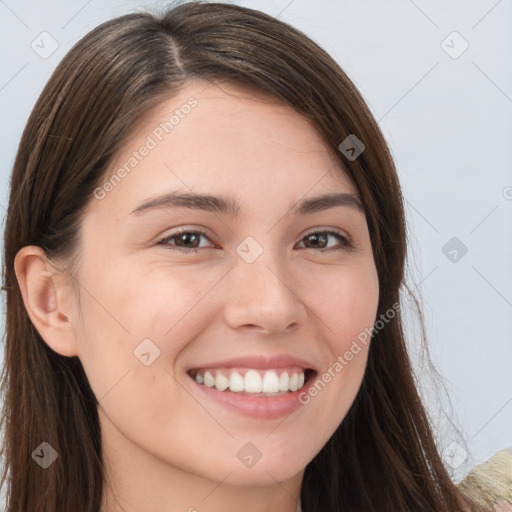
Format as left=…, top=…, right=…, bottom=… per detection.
left=188, top=372, right=315, bottom=420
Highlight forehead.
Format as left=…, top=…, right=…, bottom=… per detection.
left=89, top=79, right=359, bottom=218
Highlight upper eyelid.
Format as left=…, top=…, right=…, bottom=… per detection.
left=302, top=227, right=349, bottom=237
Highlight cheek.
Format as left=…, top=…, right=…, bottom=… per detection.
left=79, top=255, right=205, bottom=338
left=73, top=274, right=193, bottom=447
left=74, top=257, right=216, bottom=394
left=301, top=259, right=379, bottom=347
left=297, top=261, right=378, bottom=423
left=328, top=265, right=379, bottom=380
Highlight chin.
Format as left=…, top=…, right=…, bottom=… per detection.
left=217, top=462, right=305, bottom=487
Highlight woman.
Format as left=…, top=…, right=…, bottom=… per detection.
left=0, top=1, right=508, bottom=511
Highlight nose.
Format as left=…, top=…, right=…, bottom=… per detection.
left=222, top=249, right=307, bottom=335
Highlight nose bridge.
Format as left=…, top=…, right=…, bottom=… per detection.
left=235, top=234, right=289, bottom=294
left=223, top=234, right=304, bottom=332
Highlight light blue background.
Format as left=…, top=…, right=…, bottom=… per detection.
left=0, top=0, right=510, bottom=498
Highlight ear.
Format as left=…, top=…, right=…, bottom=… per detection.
left=14, top=245, right=79, bottom=357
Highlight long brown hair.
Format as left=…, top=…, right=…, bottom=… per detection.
left=0, top=1, right=483, bottom=510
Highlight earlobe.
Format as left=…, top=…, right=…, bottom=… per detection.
left=14, top=245, right=79, bottom=357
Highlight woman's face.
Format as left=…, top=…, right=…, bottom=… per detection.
left=64, top=80, right=379, bottom=486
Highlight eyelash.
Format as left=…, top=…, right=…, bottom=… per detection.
left=156, top=228, right=354, bottom=253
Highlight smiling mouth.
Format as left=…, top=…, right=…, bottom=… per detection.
left=187, top=367, right=315, bottom=397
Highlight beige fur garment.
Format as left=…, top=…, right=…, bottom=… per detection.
left=457, top=448, right=512, bottom=512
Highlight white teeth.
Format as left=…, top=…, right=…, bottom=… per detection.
left=193, top=368, right=307, bottom=394
left=229, top=371, right=244, bottom=392
left=244, top=370, right=262, bottom=393
left=289, top=373, right=299, bottom=392
left=279, top=372, right=290, bottom=391
left=262, top=370, right=280, bottom=393
left=215, top=373, right=229, bottom=391
left=204, top=371, right=215, bottom=388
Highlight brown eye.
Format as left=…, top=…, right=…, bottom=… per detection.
left=298, top=230, right=354, bottom=252
left=157, top=229, right=213, bottom=252
left=156, top=228, right=354, bottom=254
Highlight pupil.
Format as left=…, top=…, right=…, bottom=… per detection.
left=307, top=233, right=326, bottom=248
left=178, top=233, right=198, bottom=248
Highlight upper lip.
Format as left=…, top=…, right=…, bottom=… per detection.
left=187, top=354, right=316, bottom=371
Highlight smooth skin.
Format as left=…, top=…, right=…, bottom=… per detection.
left=15, top=79, right=380, bottom=512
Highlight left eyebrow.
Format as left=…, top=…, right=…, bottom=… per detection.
left=129, top=191, right=365, bottom=217
left=293, top=192, right=365, bottom=215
